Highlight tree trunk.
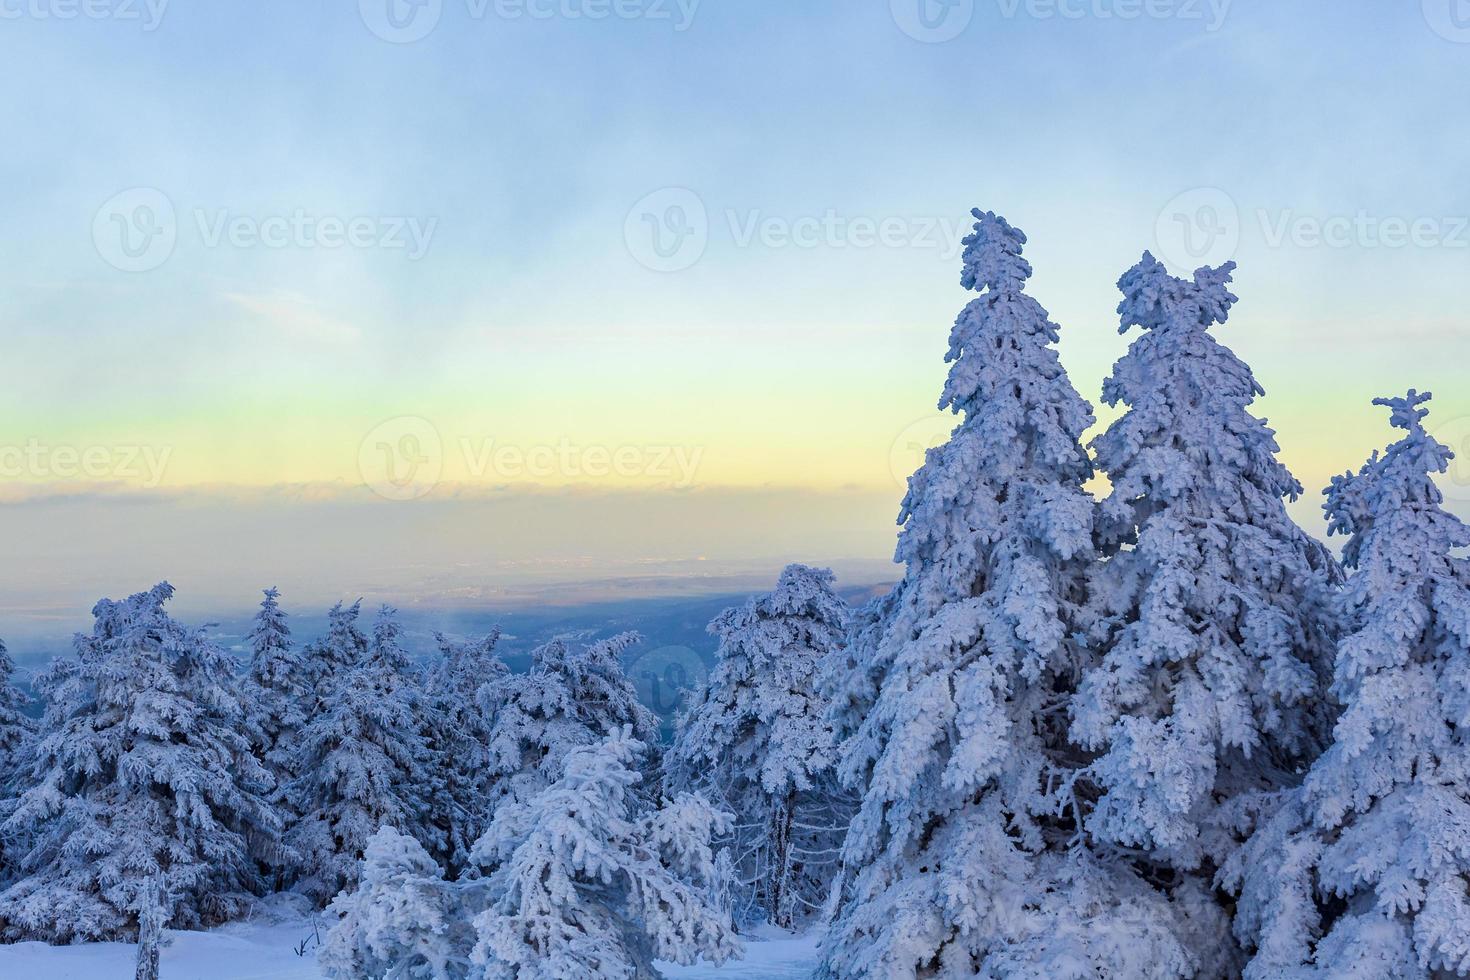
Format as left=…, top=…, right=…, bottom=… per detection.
left=135, top=883, right=165, bottom=980
left=134, top=913, right=161, bottom=980
left=770, top=792, right=797, bottom=929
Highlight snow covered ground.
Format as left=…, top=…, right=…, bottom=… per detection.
left=0, top=919, right=822, bottom=979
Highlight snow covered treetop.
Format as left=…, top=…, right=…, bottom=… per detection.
left=717, top=562, right=846, bottom=629
left=1116, top=250, right=1238, bottom=334
left=1325, top=389, right=1463, bottom=564
left=960, top=208, right=1033, bottom=293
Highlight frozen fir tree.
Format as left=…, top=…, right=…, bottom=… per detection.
left=1073, top=253, right=1339, bottom=877
left=470, top=728, right=740, bottom=979
left=820, top=212, right=1219, bottom=978
left=241, top=589, right=309, bottom=838
left=480, top=631, right=660, bottom=817
left=0, top=583, right=277, bottom=980
left=0, top=640, right=33, bottom=786
left=667, top=563, right=851, bottom=928
left=0, top=639, right=36, bottom=881
left=306, top=599, right=372, bottom=694
left=242, top=588, right=305, bottom=768
left=423, top=629, right=509, bottom=876
left=286, top=604, right=433, bottom=905
left=1223, top=391, right=1470, bottom=978
left=319, top=826, right=474, bottom=980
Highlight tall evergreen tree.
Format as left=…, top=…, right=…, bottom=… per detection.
left=0, top=641, right=33, bottom=785
left=470, top=729, right=740, bottom=979
left=1074, top=253, right=1339, bottom=880
left=480, top=631, right=659, bottom=819
left=0, top=640, right=36, bottom=883
left=1224, top=391, right=1470, bottom=977
left=242, top=588, right=304, bottom=765
left=286, top=604, right=433, bottom=905
left=820, top=212, right=1214, bottom=978
left=668, top=563, right=851, bottom=928
left=319, top=826, right=474, bottom=980
left=306, top=599, right=370, bottom=694
left=423, top=629, right=509, bottom=877
left=0, top=584, right=278, bottom=980
left=241, top=589, right=308, bottom=834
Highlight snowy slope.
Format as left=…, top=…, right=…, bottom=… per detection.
left=0, top=919, right=822, bottom=979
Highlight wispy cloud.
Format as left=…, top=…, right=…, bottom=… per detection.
left=221, top=290, right=361, bottom=345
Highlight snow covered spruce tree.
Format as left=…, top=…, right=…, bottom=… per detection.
left=423, top=629, right=509, bottom=876
left=319, top=826, right=474, bottom=980
left=822, top=212, right=1223, bottom=978
left=1222, top=391, right=1470, bottom=978
left=306, top=599, right=371, bottom=693
left=470, top=728, right=740, bottom=979
left=240, top=587, right=309, bottom=886
left=1073, top=253, right=1339, bottom=888
left=242, top=588, right=306, bottom=775
left=667, top=563, right=851, bottom=928
left=0, top=640, right=33, bottom=784
left=286, top=604, right=434, bottom=905
left=0, top=583, right=278, bottom=980
left=0, top=639, right=35, bottom=881
left=480, top=631, right=660, bottom=817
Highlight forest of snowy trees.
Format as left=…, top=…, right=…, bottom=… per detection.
left=0, top=208, right=1465, bottom=979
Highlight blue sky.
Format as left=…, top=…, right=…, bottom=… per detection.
left=0, top=0, right=1467, bottom=620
